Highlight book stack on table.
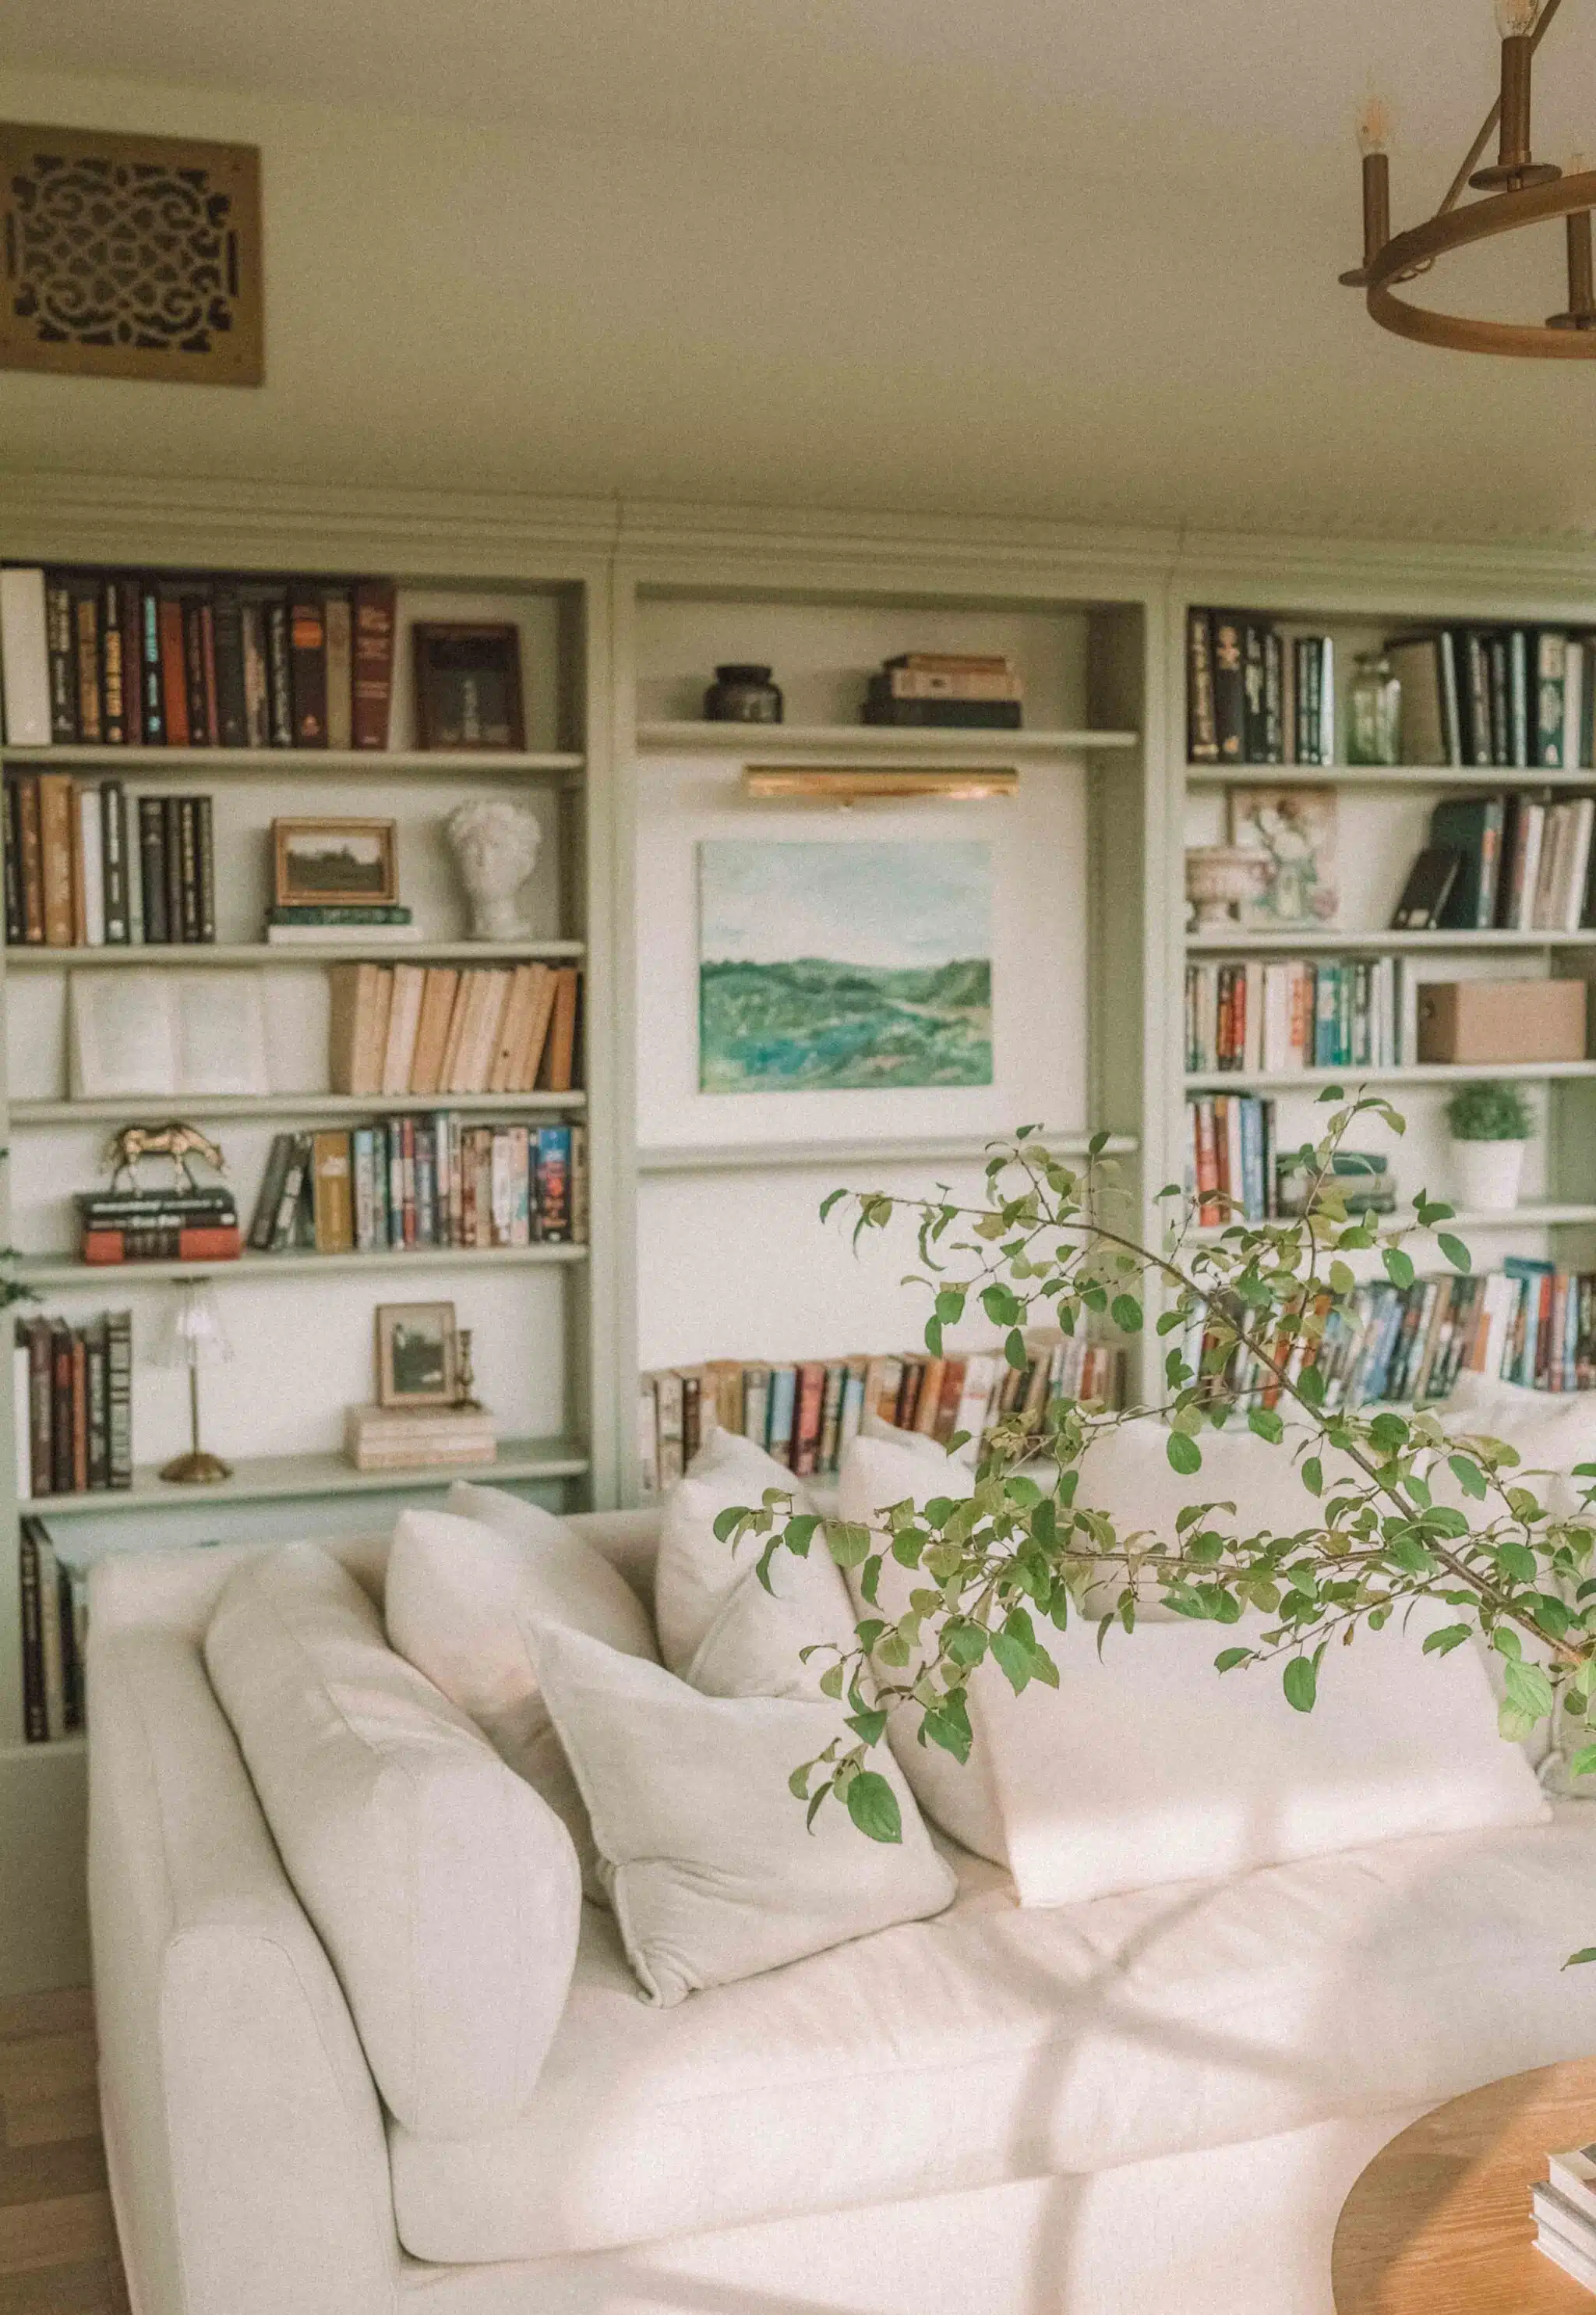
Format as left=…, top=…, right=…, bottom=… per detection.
left=344, top=1403, right=494, bottom=1472
left=77, top=1186, right=241, bottom=1264
left=861, top=652, right=1024, bottom=730
left=1535, top=2140, right=1596, bottom=2289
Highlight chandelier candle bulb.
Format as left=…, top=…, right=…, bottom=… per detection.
left=1472, top=0, right=1559, bottom=190
left=1342, top=97, right=1394, bottom=282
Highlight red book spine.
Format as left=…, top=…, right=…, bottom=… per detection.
left=158, top=596, right=190, bottom=746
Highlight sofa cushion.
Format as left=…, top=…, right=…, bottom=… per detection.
left=384, top=1495, right=658, bottom=1901
left=837, top=1431, right=1007, bottom=1864
left=388, top=1804, right=1596, bottom=2262
left=653, top=1428, right=828, bottom=1674
left=528, top=1619, right=955, bottom=2007
left=204, top=1541, right=581, bottom=2140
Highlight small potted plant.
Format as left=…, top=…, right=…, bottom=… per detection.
left=1445, top=1080, right=1533, bottom=1214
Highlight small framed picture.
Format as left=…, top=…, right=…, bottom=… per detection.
left=375, top=1302, right=458, bottom=1408
left=413, top=623, right=525, bottom=751
left=272, top=818, right=397, bottom=909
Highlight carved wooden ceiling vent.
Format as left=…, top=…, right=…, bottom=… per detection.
left=0, top=122, right=263, bottom=385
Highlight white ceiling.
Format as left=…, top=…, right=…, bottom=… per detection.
left=1, top=2, right=1594, bottom=542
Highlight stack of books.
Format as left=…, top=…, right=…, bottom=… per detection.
left=329, top=960, right=581, bottom=1098
left=78, top=1184, right=241, bottom=1265
left=14, top=1313, right=133, bottom=1498
left=248, top=1119, right=584, bottom=1254
left=638, top=1333, right=1125, bottom=1496
left=1185, top=957, right=1407, bottom=1073
left=1187, top=613, right=1334, bottom=765
left=0, top=564, right=397, bottom=751
left=1536, top=2141, right=1596, bottom=2289
left=1386, top=625, right=1596, bottom=770
left=1394, top=795, right=1596, bottom=935
left=1186, top=1101, right=1396, bottom=1230
left=2, top=773, right=216, bottom=945
left=17, top=1520, right=87, bottom=1744
left=344, top=1402, right=494, bottom=1473
left=266, top=903, right=417, bottom=945
left=861, top=652, right=1024, bottom=730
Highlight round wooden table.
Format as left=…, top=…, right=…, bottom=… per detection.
left=1333, top=2059, right=1596, bottom=2312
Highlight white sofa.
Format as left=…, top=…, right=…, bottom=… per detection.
left=90, top=1511, right=1596, bottom=2315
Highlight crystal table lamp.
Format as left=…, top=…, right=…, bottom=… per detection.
left=157, top=1280, right=233, bottom=1484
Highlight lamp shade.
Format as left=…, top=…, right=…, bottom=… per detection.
left=157, top=1280, right=232, bottom=1371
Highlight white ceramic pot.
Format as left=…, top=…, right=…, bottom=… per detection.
left=1453, top=1137, right=1526, bottom=1215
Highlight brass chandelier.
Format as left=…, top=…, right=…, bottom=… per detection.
left=1342, top=0, right=1596, bottom=355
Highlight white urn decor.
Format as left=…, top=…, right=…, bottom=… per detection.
left=446, top=798, right=542, bottom=941
left=1444, top=1080, right=1533, bottom=1216
left=1185, top=845, right=1269, bottom=930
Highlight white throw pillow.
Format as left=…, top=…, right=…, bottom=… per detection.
left=985, top=1597, right=1549, bottom=1909
left=527, top=1617, right=956, bottom=2006
left=837, top=1431, right=1007, bottom=1864
left=385, top=1500, right=657, bottom=1903
left=1441, top=1379, right=1596, bottom=1519
left=205, top=1542, right=581, bottom=2137
left=654, top=1427, right=830, bottom=1675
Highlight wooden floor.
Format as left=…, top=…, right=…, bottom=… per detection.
left=0, top=1992, right=127, bottom=2315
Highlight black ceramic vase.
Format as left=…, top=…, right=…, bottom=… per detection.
left=704, top=664, right=783, bottom=723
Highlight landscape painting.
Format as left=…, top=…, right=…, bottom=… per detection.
left=698, top=840, right=994, bottom=1093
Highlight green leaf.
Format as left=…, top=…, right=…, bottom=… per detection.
left=1503, top=1658, right=1555, bottom=1723
left=818, top=1661, right=845, bottom=1701
left=1421, top=1623, right=1471, bottom=1657
left=1298, top=1364, right=1327, bottom=1408
left=1167, top=1430, right=1202, bottom=1476
left=788, top=1763, right=812, bottom=1799
left=990, top=1631, right=1033, bottom=1695
left=923, top=1316, right=944, bottom=1357
left=1110, top=1294, right=1144, bottom=1334
left=945, top=1623, right=989, bottom=1668
left=845, top=1771, right=902, bottom=1845
left=826, top=1522, right=873, bottom=1569
left=1248, top=1405, right=1284, bottom=1445
left=1568, top=1744, right=1596, bottom=1782
left=713, top=1505, right=748, bottom=1543
left=819, top=1189, right=849, bottom=1222
left=1448, top=1454, right=1488, bottom=1502
left=782, top=1514, right=819, bottom=1557
left=1005, top=1327, right=1028, bottom=1371
left=1382, top=1247, right=1416, bottom=1290
left=1437, top=1233, right=1471, bottom=1274
left=1214, top=1646, right=1251, bottom=1673
left=981, top=1285, right=1021, bottom=1327
left=922, top=1700, right=973, bottom=1763
left=1301, top=1456, right=1323, bottom=1496
left=1283, top=1656, right=1318, bottom=1713
left=1564, top=1949, right=1596, bottom=1968
left=844, top=1706, right=888, bottom=1746
left=934, top=1288, right=966, bottom=1326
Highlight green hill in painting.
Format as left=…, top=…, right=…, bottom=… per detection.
left=699, top=956, right=993, bottom=1092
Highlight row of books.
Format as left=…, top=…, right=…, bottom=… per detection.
left=329, top=960, right=581, bottom=1098
left=1185, top=958, right=1407, bottom=1074
left=0, top=565, right=396, bottom=751
left=1387, top=626, right=1596, bottom=772
left=1186, top=614, right=1336, bottom=765
left=13, top=1313, right=133, bottom=1500
left=637, top=1334, right=1126, bottom=1494
left=1185, top=1097, right=1396, bottom=1228
left=247, top=1119, right=585, bottom=1253
left=18, top=1520, right=87, bottom=1743
left=3, top=774, right=215, bottom=946
left=861, top=652, right=1026, bottom=730
left=1199, top=1263, right=1596, bottom=1414
left=1394, top=794, right=1596, bottom=935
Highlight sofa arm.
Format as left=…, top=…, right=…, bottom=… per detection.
left=90, top=1623, right=401, bottom=2315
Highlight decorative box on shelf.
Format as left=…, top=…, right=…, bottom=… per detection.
left=344, top=1403, right=494, bottom=1473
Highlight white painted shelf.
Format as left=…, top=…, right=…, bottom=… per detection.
left=638, top=1132, right=1139, bottom=1175
left=21, top=1435, right=590, bottom=1520
left=1185, top=1062, right=1596, bottom=1091
left=637, top=721, right=1138, bottom=756
left=1188, top=763, right=1596, bottom=790
left=1191, top=1203, right=1596, bottom=1242
left=3, top=939, right=586, bottom=968
left=0, top=745, right=584, bottom=779
left=1187, top=928, right=1596, bottom=953
left=16, top=1244, right=590, bottom=1289
left=12, top=1090, right=586, bottom=1125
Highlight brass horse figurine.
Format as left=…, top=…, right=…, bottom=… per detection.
left=104, top=1122, right=229, bottom=1196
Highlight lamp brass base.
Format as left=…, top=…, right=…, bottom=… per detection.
left=158, top=1448, right=233, bottom=1485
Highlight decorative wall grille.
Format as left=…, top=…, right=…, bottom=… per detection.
left=0, top=122, right=263, bottom=385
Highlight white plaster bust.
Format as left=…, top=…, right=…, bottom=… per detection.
left=446, top=798, right=542, bottom=941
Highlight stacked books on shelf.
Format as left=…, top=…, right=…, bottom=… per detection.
left=17, top=1519, right=87, bottom=1743
left=344, top=1402, right=495, bottom=1474
left=1535, top=2140, right=1596, bottom=2292
left=330, top=960, right=581, bottom=1098
left=2, top=773, right=216, bottom=945
left=14, top=1312, right=133, bottom=1498
left=861, top=652, right=1024, bottom=730
left=248, top=1119, right=584, bottom=1253
left=1185, top=1097, right=1396, bottom=1228
left=0, top=564, right=397, bottom=751
left=1187, top=611, right=1334, bottom=765
left=1386, top=625, right=1596, bottom=770
left=1195, top=1260, right=1596, bottom=1414
left=637, top=1334, right=1125, bottom=1495
left=1185, top=957, right=1407, bottom=1073
left=267, top=903, right=417, bottom=946
left=1393, top=793, right=1596, bottom=934
left=78, top=1184, right=241, bottom=1265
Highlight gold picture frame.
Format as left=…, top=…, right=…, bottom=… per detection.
left=272, top=817, right=397, bottom=909
left=375, top=1302, right=458, bottom=1409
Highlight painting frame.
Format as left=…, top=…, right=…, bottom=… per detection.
left=1226, top=784, right=1340, bottom=929
left=412, top=622, right=526, bottom=752
left=375, top=1301, right=458, bottom=1409
left=272, top=817, right=398, bottom=909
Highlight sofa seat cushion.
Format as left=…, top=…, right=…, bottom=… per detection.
left=388, top=1802, right=1596, bottom=2262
